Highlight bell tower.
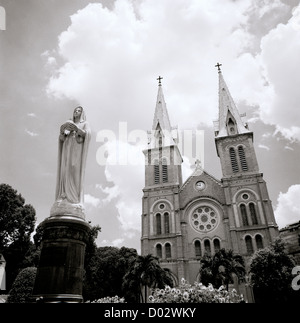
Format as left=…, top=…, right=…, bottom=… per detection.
left=214, top=63, right=278, bottom=261
left=144, top=76, right=183, bottom=188
left=214, top=63, right=259, bottom=177
left=141, top=77, right=186, bottom=280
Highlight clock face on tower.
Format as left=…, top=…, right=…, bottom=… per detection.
left=195, top=181, right=206, bottom=191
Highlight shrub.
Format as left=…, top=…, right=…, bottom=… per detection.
left=6, top=267, right=37, bottom=303
left=148, top=278, right=244, bottom=303
left=86, top=295, right=126, bottom=303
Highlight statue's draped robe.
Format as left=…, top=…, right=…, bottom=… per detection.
left=55, top=115, right=91, bottom=205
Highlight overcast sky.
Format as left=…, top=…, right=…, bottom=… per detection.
left=1, top=0, right=300, bottom=253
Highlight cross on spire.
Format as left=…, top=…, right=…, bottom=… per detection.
left=195, top=159, right=202, bottom=168
left=157, top=76, right=163, bottom=86
left=215, top=62, right=222, bottom=73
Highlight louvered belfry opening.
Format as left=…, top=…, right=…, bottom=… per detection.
left=238, top=146, right=248, bottom=171
left=229, top=147, right=239, bottom=173
left=162, top=157, right=168, bottom=183
left=154, top=159, right=159, bottom=184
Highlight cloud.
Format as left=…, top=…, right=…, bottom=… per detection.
left=98, top=184, right=120, bottom=204
left=46, top=0, right=300, bottom=142
left=250, top=0, right=286, bottom=19
left=100, top=238, right=125, bottom=248
left=111, top=238, right=125, bottom=247
left=262, top=132, right=272, bottom=139
left=46, top=0, right=270, bottom=133
left=46, top=56, right=57, bottom=67
left=258, top=144, right=270, bottom=151
left=84, top=193, right=101, bottom=208
left=275, top=185, right=300, bottom=228
left=25, top=129, right=39, bottom=137
left=27, top=113, right=37, bottom=118
left=115, top=200, right=141, bottom=233
left=284, top=146, right=294, bottom=151
left=96, top=139, right=144, bottom=234
left=258, top=4, right=300, bottom=141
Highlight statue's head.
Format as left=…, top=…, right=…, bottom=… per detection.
left=73, top=106, right=86, bottom=122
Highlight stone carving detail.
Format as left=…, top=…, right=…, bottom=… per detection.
left=42, top=224, right=90, bottom=243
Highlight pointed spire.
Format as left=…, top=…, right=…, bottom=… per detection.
left=215, top=63, right=249, bottom=138
left=152, top=77, right=172, bottom=132
left=148, top=77, right=177, bottom=149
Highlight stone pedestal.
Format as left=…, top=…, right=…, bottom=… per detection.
left=32, top=215, right=91, bottom=303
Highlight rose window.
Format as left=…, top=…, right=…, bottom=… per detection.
left=190, top=206, right=219, bottom=232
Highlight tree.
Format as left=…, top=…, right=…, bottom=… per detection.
left=83, top=245, right=137, bottom=302
left=249, top=237, right=297, bottom=303
left=0, top=184, right=36, bottom=290
left=6, top=267, right=37, bottom=303
left=122, top=254, right=174, bottom=303
left=83, top=224, right=101, bottom=269
left=20, top=221, right=46, bottom=270
left=199, top=248, right=246, bottom=290
left=0, top=184, right=36, bottom=249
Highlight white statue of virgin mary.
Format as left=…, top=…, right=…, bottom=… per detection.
left=50, top=106, right=91, bottom=218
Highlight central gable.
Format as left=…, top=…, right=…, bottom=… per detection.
left=179, top=166, right=225, bottom=209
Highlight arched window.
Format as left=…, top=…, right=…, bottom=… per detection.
left=213, top=239, right=221, bottom=253
left=249, top=203, right=258, bottom=225
left=245, top=235, right=254, bottom=254
left=240, top=204, right=249, bottom=226
left=156, top=213, right=161, bottom=235
left=164, top=212, right=170, bottom=234
left=156, top=244, right=162, bottom=258
left=255, top=235, right=264, bottom=250
left=229, top=147, right=239, bottom=173
left=158, top=135, right=162, bottom=147
left=154, top=159, right=159, bottom=184
left=155, top=129, right=163, bottom=148
left=204, top=239, right=211, bottom=255
left=238, top=146, right=248, bottom=171
left=165, top=243, right=171, bottom=258
left=195, top=240, right=201, bottom=258
left=227, top=117, right=237, bottom=135
left=162, top=158, right=168, bottom=183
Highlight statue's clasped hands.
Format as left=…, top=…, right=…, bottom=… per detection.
left=60, top=121, right=78, bottom=135
left=59, top=121, right=86, bottom=144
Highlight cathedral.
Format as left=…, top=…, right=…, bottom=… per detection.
left=140, top=65, right=279, bottom=285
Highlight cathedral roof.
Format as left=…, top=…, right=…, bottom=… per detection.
left=214, top=65, right=250, bottom=138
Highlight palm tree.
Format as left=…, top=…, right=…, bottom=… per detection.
left=122, top=254, right=173, bottom=303
left=199, top=248, right=246, bottom=290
